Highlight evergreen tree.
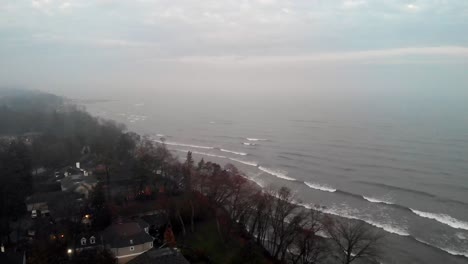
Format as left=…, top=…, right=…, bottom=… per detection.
left=197, top=158, right=205, bottom=171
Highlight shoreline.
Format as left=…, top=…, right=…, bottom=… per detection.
left=82, top=101, right=468, bottom=263
left=167, top=147, right=468, bottom=263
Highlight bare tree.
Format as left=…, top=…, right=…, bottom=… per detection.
left=290, top=210, right=329, bottom=264
left=326, top=219, right=384, bottom=264
left=269, top=187, right=300, bottom=260
left=247, top=190, right=273, bottom=246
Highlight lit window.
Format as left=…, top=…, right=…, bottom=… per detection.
left=90, top=236, right=96, bottom=244
left=130, top=246, right=135, bottom=251
left=81, top=238, right=86, bottom=245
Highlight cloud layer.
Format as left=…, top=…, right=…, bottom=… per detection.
left=1, top=0, right=467, bottom=98
left=2, top=0, right=468, bottom=58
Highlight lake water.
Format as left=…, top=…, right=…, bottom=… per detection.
left=84, top=98, right=468, bottom=264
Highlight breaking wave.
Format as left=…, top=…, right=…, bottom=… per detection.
left=304, top=182, right=336, bottom=193
left=415, top=238, right=468, bottom=258
left=246, top=138, right=268, bottom=141
left=153, top=140, right=214, bottom=150
left=228, top=158, right=258, bottom=167
left=243, top=142, right=256, bottom=146
left=173, top=149, right=226, bottom=159
left=410, top=209, right=468, bottom=231
left=363, top=196, right=395, bottom=205
left=258, top=166, right=296, bottom=181
left=219, top=148, right=247, bottom=156
left=153, top=139, right=247, bottom=156
left=316, top=206, right=410, bottom=237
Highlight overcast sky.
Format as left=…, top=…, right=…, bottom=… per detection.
left=1, top=0, right=467, bottom=108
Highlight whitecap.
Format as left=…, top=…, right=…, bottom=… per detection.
left=220, top=149, right=247, bottom=156
left=248, top=177, right=266, bottom=188
left=173, top=149, right=226, bottom=159
left=456, top=232, right=466, bottom=240
left=363, top=196, right=394, bottom=205
left=415, top=238, right=468, bottom=258
left=304, top=182, right=336, bottom=193
left=410, top=209, right=468, bottom=231
left=228, top=158, right=258, bottom=167
left=258, top=166, right=296, bottom=181
left=243, top=142, right=256, bottom=146
left=246, top=138, right=268, bottom=141
left=153, top=140, right=214, bottom=150
left=317, top=206, right=410, bottom=237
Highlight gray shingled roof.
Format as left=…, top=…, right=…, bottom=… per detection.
left=127, top=248, right=190, bottom=264
left=25, top=191, right=72, bottom=204
left=102, top=222, right=154, bottom=248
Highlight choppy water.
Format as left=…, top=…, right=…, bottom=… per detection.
left=85, top=99, right=468, bottom=264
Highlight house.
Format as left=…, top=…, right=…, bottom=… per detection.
left=25, top=191, right=72, bottom=215
left=63, top=167, right=83, bottom=177
left=102, top=221, right=154, bottom=264
left=73, top=233, right=103, bottom=253
left=127, top=248, right=189, bottom=264
left=60, top=163, right=91, bottom=178
left=25, top=191, right=83, bottom=221
left=25, top=193, right=49, bottom=213
left=60, top=174, right=98, bottom=198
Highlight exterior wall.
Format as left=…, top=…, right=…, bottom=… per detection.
left=112, top=242, right=153, bottom=264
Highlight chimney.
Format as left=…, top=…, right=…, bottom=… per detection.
left=76, top=162, right=80, bottom=169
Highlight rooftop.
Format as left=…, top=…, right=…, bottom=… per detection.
left=103, top=221, right=154, bottom=248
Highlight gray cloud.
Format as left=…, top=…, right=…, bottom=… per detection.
left=1, top=0, right=467, bottom=100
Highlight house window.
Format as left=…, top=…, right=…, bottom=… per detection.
left=81, top=238, right=86, bottom=245
left=90, top=236, right=95, bottom=244
left=130, top=246, right=135, bottom=251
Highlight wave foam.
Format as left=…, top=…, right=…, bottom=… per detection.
left=219, top=148, right=247, bottom=156
left=410, top=209, right=468, bottom=231
left=258, top=166, right=296, bottom=181
left=228, top=158, right=258, bottom=167
left=173, top=149, right=226, bottom=159
left=304, top=182, right=336, bottom=193
left=243, top=142, right=256, bottom=146
left=363, top=196, right=394, bottom=205
left=248, top=177, right=266, bottom=188
left=153, top=140, right=214, bottom=150
left=415, top=238, right=468, bottom=258
left=246, top=138, right=268, bottom=141
left=317, top=206, right=410, bottom=237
